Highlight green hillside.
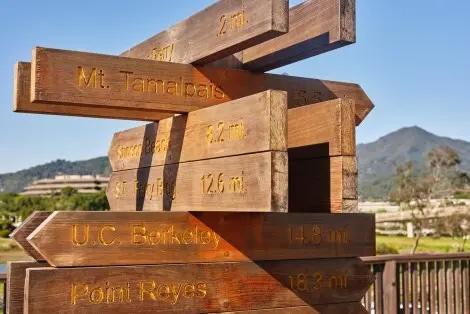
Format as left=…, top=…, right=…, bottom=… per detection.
left=0, top=157, right=110, bottom=193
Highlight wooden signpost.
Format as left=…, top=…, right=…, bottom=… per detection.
left=108, top=90, right=287, bottom=170
left=290, top=156, right=357, bottom=213
left=107, top=151, right=288, bottom=212
left=6, top=261, right=48, bottom=314
left=121, top=0, right=289, bottom=64
left=9, top=211, right=50, bottom=261
left=125, top=0, right=355, bottom=72
left=30, top=47, right=373, bottom=124
left=14, top=62, right=172, bottom=121
left=24, top=258, right=372, bottom=313
left=9, top=0, right=377, bottom=312
left=27, top=211, right=375, bottom=267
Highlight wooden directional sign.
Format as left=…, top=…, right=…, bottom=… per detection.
left=124, top=0, right=355, bottom=73
left=221, top=302, right=367, bottom=314
left=9, top=211, right=50, bottom=261
left=26, top=211, right=375, bottom=266
left=108, top=90, right=287, bottom=171
left=122, top=0, right=288, bottom=64
left=108, top=97, right=352, bottom=172
left=289, top=156, right=358, bottom=213
left=14, top=62, right=172, bottom=121
left=24, top=258, right=372, bottom=313
left=212, top=0, right=355, bottom=71
left=30, top=47, right=373, bottom=124
left=6, top=261, right=48, bottom=314
left=288, top=98, right=356, bottom=159
left=107, top=151, right=287, bottom=212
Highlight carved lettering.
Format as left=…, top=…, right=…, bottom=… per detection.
left=288, top=272, right=349, bottom=292
left=117, top=71, right=225, bottom=100
left=130, top=224, right=220, bottom=249
left=71, top=282, right=132, bottom=305
left=149, top=43, right=175, bottom=62
left=77, top=66, right=107, bottom=89
left=201, top=171, right=246, bottom=194
left=206, top=120, right=246, bottom=144
left=288, top=225, right=350, bottom=246
left=218, top=10, right=247, bottom=37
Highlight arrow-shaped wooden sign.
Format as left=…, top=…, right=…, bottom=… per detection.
left=124, top=0, right=355, bottom=72
left=106, top=151, right=288, bottom=212
left=26, top=211, right=375, bottom=267
left=6, top=261, right=48, bottom=314
left=122, top=0, right=288, bottom=65
left=9, top=211, right=50, bottom=261
left=24, top=258, right=372, bottom=313
left=107, top=97, right=353, bottom=172
left=108, top=90, right=287, bottom=171
left=14, top=62, right=171, bottom=121
left=29, top=47, right=373, bottom=124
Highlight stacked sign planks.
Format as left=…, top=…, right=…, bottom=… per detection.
left=9, top=0, right=376, bottom=313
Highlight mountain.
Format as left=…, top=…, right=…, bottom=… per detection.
left=0, top=157, right=111, bottom=193
left=358, top=126, right=470, bottom=200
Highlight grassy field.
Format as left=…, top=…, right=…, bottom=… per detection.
left=0, top=238, right=31, bottom=263
left=377, top=235, right=469, bottom=254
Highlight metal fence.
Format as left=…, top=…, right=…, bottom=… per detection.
left=362, top=253, right=470, bottom=314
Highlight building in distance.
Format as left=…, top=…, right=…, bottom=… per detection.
left=21, top=175, right=109, bottom=196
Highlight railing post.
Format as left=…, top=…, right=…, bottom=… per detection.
left=383, top=260, right=398, bottom=313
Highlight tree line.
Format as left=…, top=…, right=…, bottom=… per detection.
left=390, top=146, right=470, bottom=253
left=0, top=187, right=108, bottom=237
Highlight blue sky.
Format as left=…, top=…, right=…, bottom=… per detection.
left=0, top=0, right=469, bottom=174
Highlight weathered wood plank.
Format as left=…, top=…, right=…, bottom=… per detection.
left=108, top=90, right=287, bottom=171
left=14, top=62, right=173, bottom=121
left=24, top=258, right=372, bottom=313
left=27, top=211, right=375, bottom=267
left=6, top=261, right=48, bottom=314
left=122, top=0, right=288, bottom=64
left=30, top=47, right=373, bottom=124
left=217, top=302, right=367, bottom=313
left=9, top=211, right=50, bottom=261
left=109, top=97, right=353, bottom=172
left=289, top=156, right=357, bottom=213
left=211, top=0, right=356, bottom=72
left=107, top=152, right=287, bottom=212
left=288, top=98, right=355, bottom=159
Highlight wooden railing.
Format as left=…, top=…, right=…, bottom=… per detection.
left=362, top=253, right=470, bottom=313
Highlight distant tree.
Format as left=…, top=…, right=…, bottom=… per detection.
left=390, top=161, right=432, bottom=254
left=390, top=147, right=469, bottom=253
left=0, top=190, right=109, bottom=237
left=434, top=212, right=470, bottom=252
left=426, top=146, right=461, bottom=198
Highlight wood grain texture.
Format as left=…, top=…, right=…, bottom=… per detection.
left=210, top=0, right=356, bottom=71
left=107, top=152, right=288, bottom=212
left=27, top=211, right=375, bottom=267
left=218, top=302, right=367, bottom=313
left=289, top=156, right=357, bottom=213
left=122, top=0, right=288, bottom=64
left=24, top=258, right=372, bottom=313
left=30, top=47, right=373, bottom=124
left=14, top=62, right=173, bottom=121
left=6, top=261, right=48, bottom=314
left=288, top=98, right=355, bottom=159
left=9, top=211, right=50, bottom=261
left=108, top=90, right=287, bottom=171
